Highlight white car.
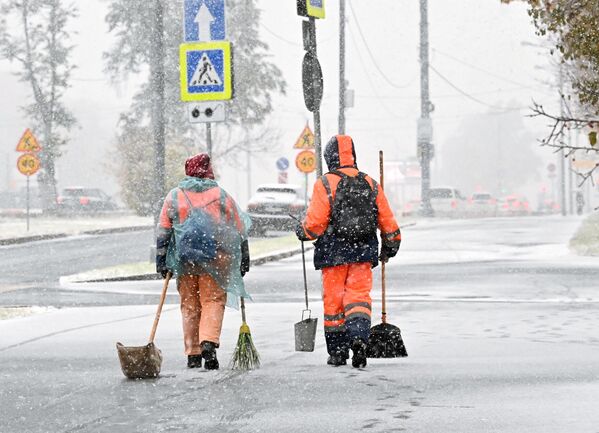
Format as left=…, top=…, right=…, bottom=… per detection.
left=246, top=184, right=307, bottom=236
left=429, top=187, right=467, bottom=217
left=467, top=192, right=498, bottom=217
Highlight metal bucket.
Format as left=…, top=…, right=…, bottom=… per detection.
left=294, top=310, right=318, bottom=352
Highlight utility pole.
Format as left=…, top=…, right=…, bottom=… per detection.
left=206, top=123, right=212, bottom=158
left=338, top=0, right=346, bottom=135
left=558, top=65, right=566, bottom=216
left=150, top=0, right=166, bottom=224
left=418, top=0, right=433, bottom=217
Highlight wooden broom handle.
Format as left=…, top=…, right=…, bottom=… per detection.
left=149, top=272, right=171, bottom=343
left=379, top=150, right=387, bottom=324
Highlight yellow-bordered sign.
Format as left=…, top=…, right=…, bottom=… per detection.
left=16, top=129, right=42, bottom=153
left=294, top=124, right=315, bottom=149
left=307, top=0, right=325, bottom=19
left=17, top=153, right=41, bottom=176
left=296, top=150, right=316, bottom=174
left=180, top=41, right=232, bottom=102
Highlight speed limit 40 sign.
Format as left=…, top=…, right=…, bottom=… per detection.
left=17, top=153, right=41, bottom=176
left=295, top=150, right=316, bottom=174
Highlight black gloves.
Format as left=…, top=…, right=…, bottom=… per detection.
left=241, top=239, right=250, bottom=277
left=295, top=223, right=310, bottom=241
left=379, top=242, right=400, bottom=263
left=159, top=269, right=170, bottom=279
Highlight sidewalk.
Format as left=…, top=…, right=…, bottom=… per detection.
left=1, top=300, right=597, bottom=432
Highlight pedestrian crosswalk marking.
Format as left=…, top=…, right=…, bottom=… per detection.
left=190, top=52, right=222, bottom=86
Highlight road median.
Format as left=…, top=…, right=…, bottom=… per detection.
left=570, top=211, right=599, bottom=256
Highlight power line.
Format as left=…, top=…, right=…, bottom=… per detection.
left=429, top=64, right=527, bottom=112
left=347, top=1, right=414, bottom=90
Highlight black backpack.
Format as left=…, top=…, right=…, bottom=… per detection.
left=327, top=171, right=378, bottom=241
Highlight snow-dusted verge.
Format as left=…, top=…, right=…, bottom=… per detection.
left=0, top=306, right=55, bottom=321
left=0, top=214, right=152, bottom=243
left=570, top=211, right=599, bottom=256
left=61, top=234, right=307, bottom=283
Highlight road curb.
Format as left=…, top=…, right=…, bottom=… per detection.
left=64, top=244, right=315, bottom=284
left=0, top=225, right=153, bottom=246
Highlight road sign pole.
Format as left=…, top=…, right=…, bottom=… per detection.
left=338, top=0, right=346, bottom=135
left=206, top=122, right=213, bottom=158
left=419, top=0, right=433, bottom=217
left=309, top=17, right=323, bottom=177
left=305, top=173, right=309, bottom=209
left=26, top=175, right=30, bottom=232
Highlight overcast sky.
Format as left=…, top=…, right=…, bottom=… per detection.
left=0, top=0, right=560, bottom=206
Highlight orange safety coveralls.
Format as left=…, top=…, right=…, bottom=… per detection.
left=157, top=182, right=244, bottom=356
left=298, top=135, right=401, bottom=355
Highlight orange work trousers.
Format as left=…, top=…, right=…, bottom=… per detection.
left=322, top=262, right=373, bottom=334
left=177, top=273, right=226, bottom=356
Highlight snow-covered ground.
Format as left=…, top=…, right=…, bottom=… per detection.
left=1, top=216, right=598, bottom=432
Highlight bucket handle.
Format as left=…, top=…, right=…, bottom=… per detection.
left=301, top=309, right=312, bottom=321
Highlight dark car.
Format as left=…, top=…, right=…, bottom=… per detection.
left=57, top=187, right=117, bottom=214
left=247, top=184, right=307, bottom=236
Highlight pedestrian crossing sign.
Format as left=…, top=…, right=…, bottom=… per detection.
left=179, top=41, right=232, bottom=102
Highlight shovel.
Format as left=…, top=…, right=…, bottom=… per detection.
left=366, top=151, right=408, bottom=358
left=294, top=236, right=318, bottom=352
left=116, top=272, right=171, bottom=379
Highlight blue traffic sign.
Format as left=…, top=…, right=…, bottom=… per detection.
left=179, top=41, right=232, bottom=101
left=276, top=157, right=290, bottom=171
left=184, top=0, right=226, bottom=42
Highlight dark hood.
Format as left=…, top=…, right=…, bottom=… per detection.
left=324, top=135, right=357, bottom=171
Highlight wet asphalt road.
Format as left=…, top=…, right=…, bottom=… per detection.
left=1, top=215, right=598, bottom=432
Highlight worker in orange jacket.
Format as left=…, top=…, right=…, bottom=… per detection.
left=296, top=135, right=401, bottom=368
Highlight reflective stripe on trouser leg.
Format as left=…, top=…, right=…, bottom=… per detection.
left=343, top=262, right=373, bottom=343
left=322, top=264, right=350, bottom=355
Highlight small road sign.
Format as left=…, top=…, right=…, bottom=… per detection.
left=296, top=150, right=317, bottom=174
left=16, top=129, right=42, bottom=153
left=17, top=153, right=41, bottom=176
left=276, top=157, right=290, bottom=171
left=180, top=41, right=232, bottom=101
left=297, top=0, right=326, bottom=19
left=278, top=171, right=288, bottom=184
left=547, top=163, right=556, bottom=173
left=294, top=124, right=315, bottom=149
left=188, top=101, right=226, bottom=123
left=184, top=0, right=226, bottom=42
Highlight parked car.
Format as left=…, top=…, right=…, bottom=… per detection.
left=401, top=199, right=421, bottom=217
left=57, top=187, right=117, bottom=214
left=429, top=187, right=467, bottom=217
left=467, top=192, right=498, bottom=217
left=498, top=194, right=531, bottom=217
left=246, top=184, right=307, bottom=236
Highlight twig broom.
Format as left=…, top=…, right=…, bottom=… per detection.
left=230, top=296, right=260, bottom=370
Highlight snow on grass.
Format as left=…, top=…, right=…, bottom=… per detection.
left=0, top=214, right=152, bottom=240
left=570, top=211, right=599, bottom=256
left=0, top=306, right=53, bottom=321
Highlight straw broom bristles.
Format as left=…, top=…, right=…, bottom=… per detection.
left=230, top=322, right=260, bottom=371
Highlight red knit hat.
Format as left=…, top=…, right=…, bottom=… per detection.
left=185, top=153, right=215, bottom=179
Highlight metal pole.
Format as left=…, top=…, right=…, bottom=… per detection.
left=206, top=123, right=213, bottom=159
left=558, top=66, right=566, bottom=216
left=26, top=175, right=30, bottom=232
left=568, top=128, right=574, bottom=215
left=309, top=17, right=323, bottom=177
left=150, top=0, right=166, bottom=226
left=304, top=173, right=309, bottom=209
left=338, top=0, right=346, bottom=135
left=419, top=0, right=433, bottom=216
left=247, top=147, right=252, bottom=202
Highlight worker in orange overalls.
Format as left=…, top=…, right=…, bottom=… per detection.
left=156, top=153, right=250, bottom=370
left=296, top=135, right=401, bottom=368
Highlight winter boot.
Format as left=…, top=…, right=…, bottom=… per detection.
left=200, top=341, right=219, bottom=370
left=327, top=354, right=348, bottom=366
left=187, top=354, right=203, bottom=369
left=351, top=338, right=367, bottom=369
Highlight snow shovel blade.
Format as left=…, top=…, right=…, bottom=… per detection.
left=116, top=342, right=163, bottom=379
left=366, top=322, right=408, bottom=358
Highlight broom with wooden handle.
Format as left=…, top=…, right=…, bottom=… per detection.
left=366, top=151, right=408, bottom=358
left=230, top=296, right=260, bottom=370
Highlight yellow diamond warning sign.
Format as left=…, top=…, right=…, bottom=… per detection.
left=17, top=153, right=41, bottom=176
left=294, top=124, right=315, bottom=149
left=16, top=129, right=42, bottom=153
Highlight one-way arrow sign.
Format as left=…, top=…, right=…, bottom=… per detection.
left=184, top=0, right=226, bottom=42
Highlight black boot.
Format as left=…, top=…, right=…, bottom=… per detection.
left=351, top=338, right=367, bottom=369
left=200, top=341, right=219, bottom=370
left=327, top=354, right=348, bottom=366
left=187, top=354, right=203, bottom=369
